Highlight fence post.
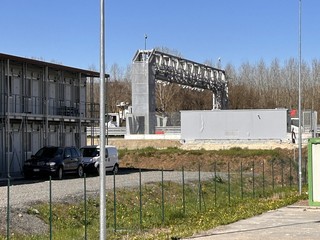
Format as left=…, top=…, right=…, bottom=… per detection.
left=272, top=159, right=275, bottom=190
left=262, top=161, right=265, bottom=197
left=198, top=163, right=202, bottom=212
left=240, top=161, right=243, bottom=200
left=252, top=161, right=255, bottom=198
left=139, top=169, right=142, bottom=229
left=182, top=166, right=185, bottom=215
left=7, top=178, right=10, bottom=240
left=281, top=160, right=284, bottom=188
left=294, top=148, right=299, bottom=190
left=113, top=171, right=117, bottom=232
left=84, top=173, right=87, bottom=239
left=214, top=162, right=217, bottom=207
left=161, top=169, right=165, bottom=224
left=228, top=162, right=231, bottom=205
left=49, top=176, right=52, bottom=240
left=290, top=158, right=292, bottom=188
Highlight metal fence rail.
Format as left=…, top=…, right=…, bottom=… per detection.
left=86, top=126, right=181, bottom=137
left=86, top=127, right=127, bottom=136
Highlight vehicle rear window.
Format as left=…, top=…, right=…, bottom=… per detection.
left=35, top=147, right=59, bottom=158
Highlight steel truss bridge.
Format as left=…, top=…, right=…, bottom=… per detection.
left=147, top=50, right=227, bottom=109
left=130, top=49, right=228, bottom=134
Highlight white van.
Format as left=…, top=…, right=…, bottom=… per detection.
left=80, top=145, right=119, bottom=174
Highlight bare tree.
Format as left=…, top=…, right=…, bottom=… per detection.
left=107, top=63, right=131, bottom=113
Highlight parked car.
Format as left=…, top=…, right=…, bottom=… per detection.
left=23, top=146, right=84, bottom=180
left=80, top=145, right=119, bottom=174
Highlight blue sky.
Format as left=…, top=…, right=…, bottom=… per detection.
left=1, top=0, right=318, bottom=72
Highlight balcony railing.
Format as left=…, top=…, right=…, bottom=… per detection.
left=1, top=94, right=100, bottom=119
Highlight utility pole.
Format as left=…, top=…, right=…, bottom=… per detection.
left=99, top=0, right=106, bottom=239
left=298, top=0, right=302, bottom=195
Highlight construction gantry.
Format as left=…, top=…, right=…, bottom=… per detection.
left=130, top=49, right=228, bottom=134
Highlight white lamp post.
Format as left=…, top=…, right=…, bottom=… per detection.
left=99, top=0, right=106, bottom=239
left=298, top=0, right=302, bottom=195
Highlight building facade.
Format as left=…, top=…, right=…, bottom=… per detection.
left=0, top=53, right=101, bottom=177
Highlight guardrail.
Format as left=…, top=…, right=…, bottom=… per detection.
left=155, top=126, right=181, bottom=134
left=86, top=126, right=181, bottom=137
left=86, top=127, right=126, bottom=136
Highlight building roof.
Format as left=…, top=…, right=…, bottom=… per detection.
left=0, top=53, right=109, bottom=78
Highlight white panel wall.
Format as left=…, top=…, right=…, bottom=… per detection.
left=312, top=144, right=320, bottom=202
left=181, top=109, right=288, bottom=141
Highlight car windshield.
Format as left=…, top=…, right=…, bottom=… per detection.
left=35, top=147, right=61, bottom=158
left=81, top=148, right=99, bottom=157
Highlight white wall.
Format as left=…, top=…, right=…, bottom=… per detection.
left=181, top=109, right=288, bottom=141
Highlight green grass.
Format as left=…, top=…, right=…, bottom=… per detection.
left=1, top=178, right=307, bottom=240
left=124, top=146, right=280, bottom=155
left=119, top=147, right=292, bottom=160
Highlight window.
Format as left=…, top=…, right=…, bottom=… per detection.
left=5, top=76, right=12, bottom=96
left=64, top=148, right=71, bottom=158
left=71, top=147, right=80, bottom=158
left=25, top=78, right=31, bottom=96
left=26, top=132, right=31, bottom=152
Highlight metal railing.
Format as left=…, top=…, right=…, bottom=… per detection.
left=86, top=126, right=181, bottom=137
left=1, top=93, right=100, bottom=119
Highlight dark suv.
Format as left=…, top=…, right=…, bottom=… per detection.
left=23, top=146, right=84, bottom=180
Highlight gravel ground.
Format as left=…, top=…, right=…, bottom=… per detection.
left=0, top=169, right=215, bottom=236
left=0, top=170, right=215, bottom=208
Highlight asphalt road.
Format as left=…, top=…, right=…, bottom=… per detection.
left=184, top=204, right=320, bottom=240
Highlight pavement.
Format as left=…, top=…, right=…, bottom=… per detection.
left=184, top=202, right=320, bottom=240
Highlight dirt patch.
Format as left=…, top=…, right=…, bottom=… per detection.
left=119, top=148, right=298, bottom=172
left=0, top=207, right=48, bottom=236
left=110, top=140, right=307, bottom=172
left=86, top=138, right=306, bottom=173
left=89, top=138, right=300, bottom=151
left=87, top=138, right=183, bottom=149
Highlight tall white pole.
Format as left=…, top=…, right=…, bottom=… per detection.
left=99, top=0, right=106, bottom=238
left=298, top=0, right=302, bottom=195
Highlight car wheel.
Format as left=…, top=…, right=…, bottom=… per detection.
left=77, top=165, right=84, bottom=178
left=57, top=166, right=63, bottom=180
left=113, top=164, right=119, bottom=174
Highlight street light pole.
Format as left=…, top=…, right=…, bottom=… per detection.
left=99, top=0, right=106, bottom=239
left=298, top=0, right=302, bottom=195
